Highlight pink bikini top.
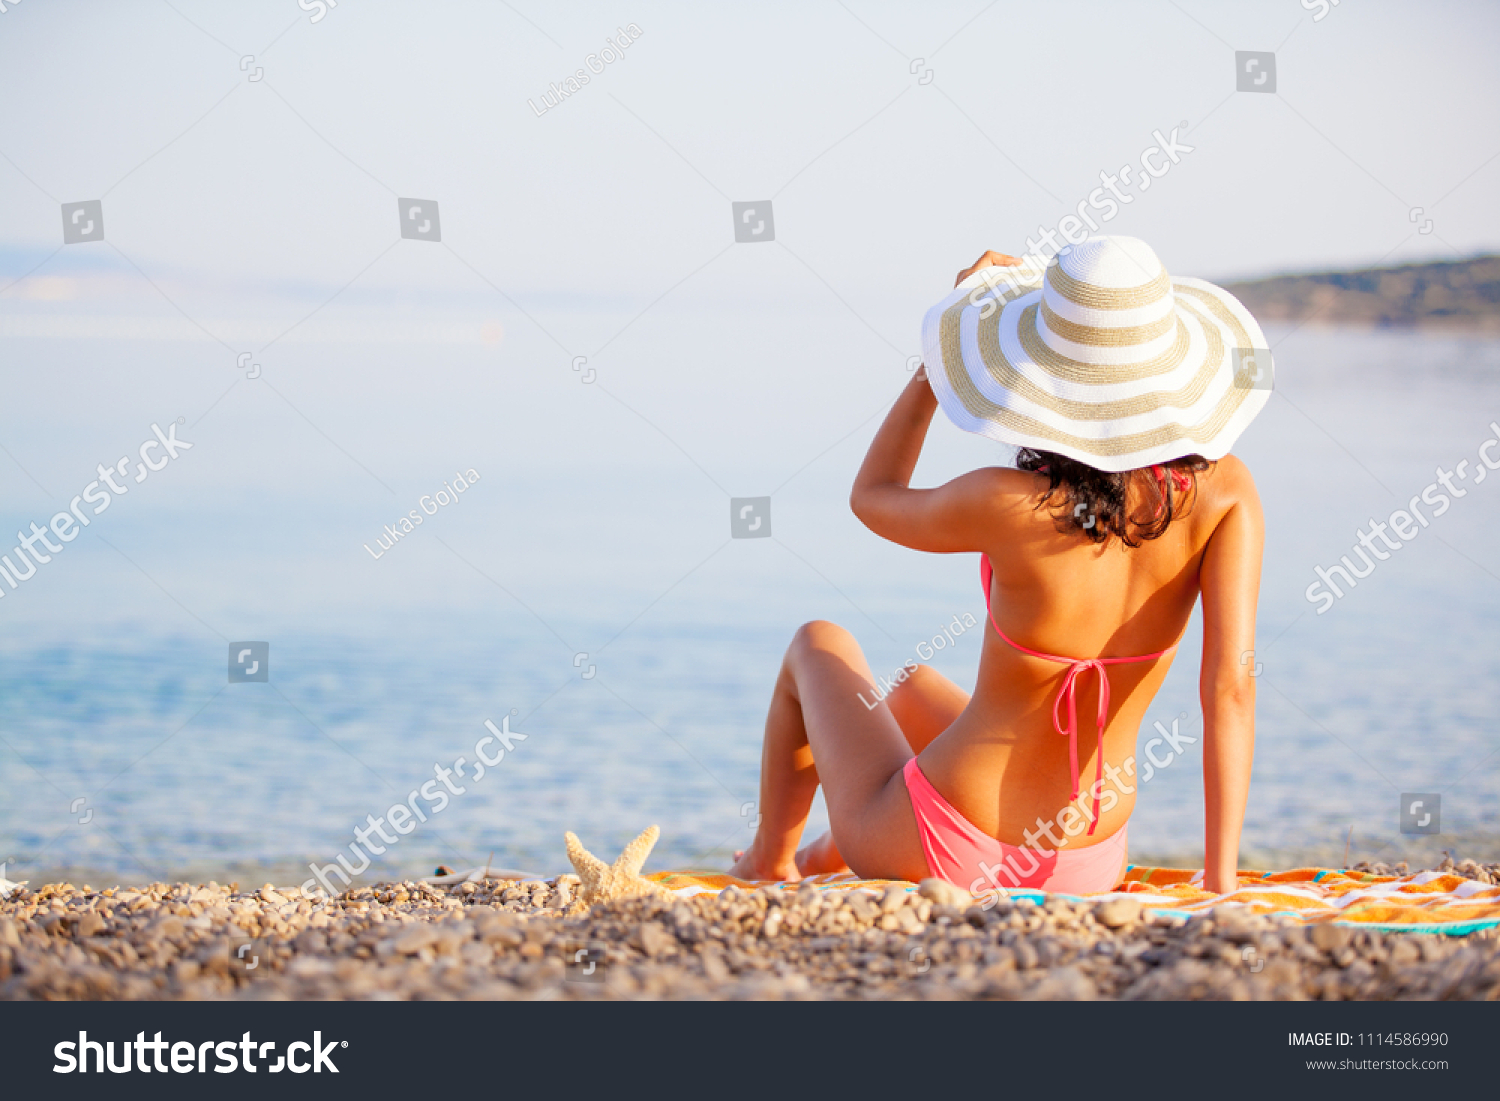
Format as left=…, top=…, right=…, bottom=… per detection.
left=980, top=464, right=1188, bottom=834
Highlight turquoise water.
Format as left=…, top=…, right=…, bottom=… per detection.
left=2, top=322, right=1499, bottom=886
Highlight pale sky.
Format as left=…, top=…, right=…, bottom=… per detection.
left=2, top=0, right=1497, bottom=323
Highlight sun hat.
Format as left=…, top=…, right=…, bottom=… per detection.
left=920, top=236, right=1272, bottom=473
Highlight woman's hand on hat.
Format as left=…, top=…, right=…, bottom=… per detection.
left=955, top=250, right=1023, bottom=288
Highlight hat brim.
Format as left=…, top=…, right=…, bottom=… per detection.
left=921, top=265, right=1272, bottom=473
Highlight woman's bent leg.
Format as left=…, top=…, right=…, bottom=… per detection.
left=887, top=664, right=970, bottom=753
left=790, top=663, right=970, bottom=875
left=730, top=621, right=931, bottom=883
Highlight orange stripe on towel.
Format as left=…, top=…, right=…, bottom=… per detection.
left=647, top=867, right=1500, bottom=931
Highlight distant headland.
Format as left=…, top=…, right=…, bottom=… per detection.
left=1223, top=254, right=1500, bottom=332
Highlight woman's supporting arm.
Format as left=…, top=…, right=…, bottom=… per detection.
left=1197, top=457, right=1264, bottom=895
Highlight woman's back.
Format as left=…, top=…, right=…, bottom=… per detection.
left=918, top=455, right=1260, bottom=848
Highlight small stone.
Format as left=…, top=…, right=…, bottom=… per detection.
left=1215, top=910, right=1258, bottom=944
left=880, top=885, right=908, bottom=913
left=918, top=878, right=970, bottom=910
left=631, top=922, right=676, bottom=957
left=846, top=893, right=878, bottom=923
left=389, top=924, right=438, bottom=955
left=1033, top=965, right=1097, bottom=1000
left=701, top=948, right=731, bottom=982
left=1094, top=898, right=1142, bottom=929
left=148, top=916, right=185, bottom=940
left=171, top=959, right=200, bottom=983
left=1309, top=924, right=1351, bottom=953
left=1387, top=938, right=1421, bottom=966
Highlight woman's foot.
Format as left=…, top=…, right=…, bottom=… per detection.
left=793, top=830, right=851, bottom=877
left=728, top=840, right=801, bottom=883
left=731, top=830, right=852, bottom=881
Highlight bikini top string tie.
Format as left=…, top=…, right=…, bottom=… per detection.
left=980, top=553, right=1176, bottom=837
left=1053, top=658, right=1111, bottom=835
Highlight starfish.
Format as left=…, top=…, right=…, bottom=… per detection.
left=564, top=825, right=669, bottom=912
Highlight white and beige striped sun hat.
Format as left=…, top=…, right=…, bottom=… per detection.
left=921, top=236, right=1272, bottom=473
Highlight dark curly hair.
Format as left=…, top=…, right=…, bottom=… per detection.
left=1015, top=448, right=1211, bottom=547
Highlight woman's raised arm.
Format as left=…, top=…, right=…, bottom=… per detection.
left=848, top=369, right=1012, bottom=554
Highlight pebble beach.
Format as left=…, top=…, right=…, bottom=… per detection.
left=3, top=858, right=1498, bottom=1001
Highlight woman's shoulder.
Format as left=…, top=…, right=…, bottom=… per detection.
left=1194, top=454, right=1264, bottom=533
left=1207, top=453, right=1254, bottom=484
left=1200, top=454, right=1260, bottom=503
left=952, top=465, right=1055, bottom=521
left=963, top=464, right=1050, bottom=498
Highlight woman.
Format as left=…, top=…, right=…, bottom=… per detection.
left=729, top=236, right=1268, bottom=898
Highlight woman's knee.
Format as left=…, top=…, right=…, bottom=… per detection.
left=888, top=662, right=937, bottom=697
left=886, top=664, right=968, bottom=750
left=787, top=619, right=857, bottom=662
left=886, top=663, right=956, bottom=714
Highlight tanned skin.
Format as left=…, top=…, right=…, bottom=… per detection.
left=730, top=251, right=1262, bottom=896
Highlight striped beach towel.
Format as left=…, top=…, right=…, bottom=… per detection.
left=648, top=866, right=1500, bottom=935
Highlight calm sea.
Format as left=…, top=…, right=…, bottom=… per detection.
left=2, top=320, right=1498, bottom=887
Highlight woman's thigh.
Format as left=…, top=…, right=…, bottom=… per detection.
left=787, top=621, right=931, bottom=881
left=886, top=664, right=970, bottom=754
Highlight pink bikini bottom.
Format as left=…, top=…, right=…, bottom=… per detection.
left=902, top=757, right=1128, bottom=898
